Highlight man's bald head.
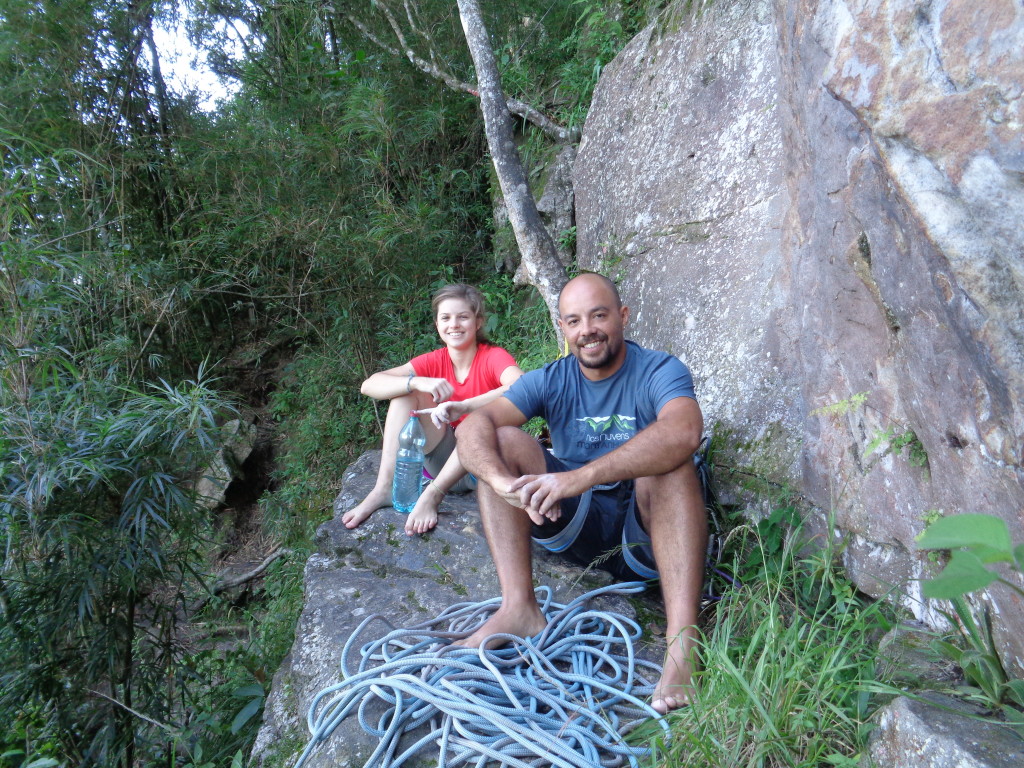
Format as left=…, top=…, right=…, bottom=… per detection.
left=557, top=273, right=622, bottom=316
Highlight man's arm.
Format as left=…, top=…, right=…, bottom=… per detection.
left=455, top=396, right=530, bottom=498
left=577, top=396, right=703, bottom=485
left=512, top=396, right=703, bottom=519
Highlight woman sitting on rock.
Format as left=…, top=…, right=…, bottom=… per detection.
left=343, top=283, right=523, bottom=536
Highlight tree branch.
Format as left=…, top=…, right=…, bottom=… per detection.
left=348, top=5, right=578, bottom=143
left=211, top=547, right=291, bottom=594
left=344, top=12, right=401, bottom=57
left=88, top=689, right=174, bottom=733
left=189, top=547, right=292, bottom=613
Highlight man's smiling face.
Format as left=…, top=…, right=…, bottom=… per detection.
left=557, top=274, right=630, bottom=380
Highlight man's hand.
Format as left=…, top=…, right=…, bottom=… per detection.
left=419, top=401, right=469, bottom=429
left=414, top=376, right=453, bottom=403
left=509, top=471, right=589, bottom=526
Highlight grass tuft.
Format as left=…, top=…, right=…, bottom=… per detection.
left=642, top=516, right=895, bottom=767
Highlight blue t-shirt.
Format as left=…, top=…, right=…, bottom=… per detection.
left=505, top=341, right=696, bottom=469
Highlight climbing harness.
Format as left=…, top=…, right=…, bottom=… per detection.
left=695, top=434, right=729, bottom=603
left=294, top=582, right=671, bottom=768
left=532, top=433, right=728, bottom=602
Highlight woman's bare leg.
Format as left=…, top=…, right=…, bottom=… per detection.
left=342, top=393, right=442, bottom=528
left=405, top=446, right=469, bottom=535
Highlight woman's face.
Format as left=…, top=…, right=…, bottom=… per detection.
left=435, top=298, right=482, bottom=351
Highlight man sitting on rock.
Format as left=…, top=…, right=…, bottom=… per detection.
left=456, top=272, right=707, bottom=714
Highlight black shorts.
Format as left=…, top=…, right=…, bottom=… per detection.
left=531, top=452, right=658, bottom=582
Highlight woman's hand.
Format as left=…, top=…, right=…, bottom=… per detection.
left=413, top=376, right=453, bottom=404
left=424, top=400, right=469, bottom=429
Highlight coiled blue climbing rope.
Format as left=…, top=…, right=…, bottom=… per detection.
left=294, top=582, right=670, bottom=768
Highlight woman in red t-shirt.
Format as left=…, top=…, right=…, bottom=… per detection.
left=342, top=284, right=523, bottom=535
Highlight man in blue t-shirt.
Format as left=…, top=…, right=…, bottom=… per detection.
left=457, top=272, right=707, bottom=715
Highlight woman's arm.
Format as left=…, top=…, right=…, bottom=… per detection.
left=360, top=362, right=454, bottom=403
left=428, top=365, right=524, bottom=426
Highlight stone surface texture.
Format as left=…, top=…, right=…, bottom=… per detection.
left=251, top=451, right=645, bottom=768
left=193, top=418, right=257, bottom=510
left=573, top=0, right=1024, bottom=670
left=866, top=693, right=1024, bottom=768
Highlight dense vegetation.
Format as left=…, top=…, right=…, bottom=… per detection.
left=0, top=1, right=662, bottom=765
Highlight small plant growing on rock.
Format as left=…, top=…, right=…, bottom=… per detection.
left=811, top=391, right=930, bottom=476
left=916, top=513, right=1024, bottom=726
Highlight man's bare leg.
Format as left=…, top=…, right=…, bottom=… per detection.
left=458, top=427, right=549, bottom=647
left=636, top=461, right=707, bottom=713
left=342, top=393, right=442, bottom=528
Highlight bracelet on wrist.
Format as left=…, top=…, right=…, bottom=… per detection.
left=406, top=372, right=415, bottom=392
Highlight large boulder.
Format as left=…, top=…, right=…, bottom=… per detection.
left=251, top=452, right=645, bottom=768
left=193, top=419, right=258, bottom=510
left=574, top=0, right=1024, bottom=669
left=866, top=693, right=1024, bottom=768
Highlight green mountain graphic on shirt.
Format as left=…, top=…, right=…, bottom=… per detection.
left=577, top=414, right=637, bottom=433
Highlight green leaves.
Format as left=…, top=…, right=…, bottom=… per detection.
left=922, top=551, right=999, bottom=600
left=653, top=511, right=894, bottom=767
left=230, top=684, right=265, bottom=734
left=916, top=513, right=1023, bottom=601
left=0, top=347, right=232, bottom=766
left=0, top=752, right=60, bottom=768
left=915, top=514, right=1024, bottom=719
left=917, top=513, right=1013, bottom=554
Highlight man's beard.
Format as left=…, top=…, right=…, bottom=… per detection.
left=575, top=333, right=619, bottom=369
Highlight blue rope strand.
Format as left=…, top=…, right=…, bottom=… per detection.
left=295, top=582, right=670, bottom=768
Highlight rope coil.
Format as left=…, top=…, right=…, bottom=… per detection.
left=294, top=582, right=669, bottom=768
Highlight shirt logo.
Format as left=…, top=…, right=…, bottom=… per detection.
left=574, top=414, right=636, bottom=450
left=577, top=414, right=636, bottom=433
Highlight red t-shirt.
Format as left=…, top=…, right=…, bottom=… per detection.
left=410, top=344, right=517, bottom=427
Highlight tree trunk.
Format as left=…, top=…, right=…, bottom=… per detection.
left=456, top=0, right=567, bottom=332
left=121, top=589, right=136, bottom=768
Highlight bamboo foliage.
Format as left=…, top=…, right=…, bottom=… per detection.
left=0, top=0, right=657, bottom=763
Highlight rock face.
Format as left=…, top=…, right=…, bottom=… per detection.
left=865, top=623, right=1024, bottom=767
left=574, top=0, right=1024, bottom=669
left=251, top=452, right=644, bottom=768
left=866, top=693, right=1024, bottom=768
left=193, top=419, right=257, bottom=510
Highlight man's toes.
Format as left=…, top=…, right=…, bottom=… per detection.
left=651, top=694, right=690, bottom=715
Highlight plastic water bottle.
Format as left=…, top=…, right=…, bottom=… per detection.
left=392, top=414, right=426, bottom=514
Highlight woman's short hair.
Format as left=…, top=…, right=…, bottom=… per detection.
left=431, top=283, right=489, bottom=344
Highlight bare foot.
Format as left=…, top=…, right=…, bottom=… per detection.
left=456, top=603, right=548, bottom=649
left=342, top=487, right=389, bottom=529
left=652, top=681, right=693, bottom=714
left=652, top=633, right=697, bottom=714
left=405, top=484, right=442, bottom=536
